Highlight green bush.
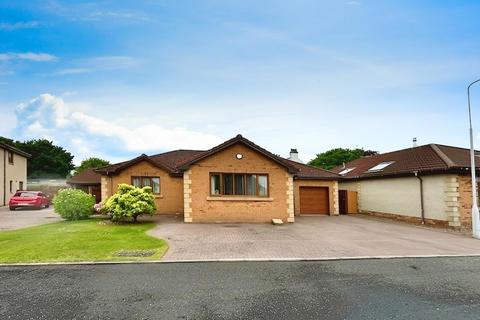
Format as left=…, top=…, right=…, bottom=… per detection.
left=104, top=184, right=156, bottom=222
left=53, top=188, right=95, bottom=220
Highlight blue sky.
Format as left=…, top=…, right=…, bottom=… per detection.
left=1, top=0, right=480, bottom=164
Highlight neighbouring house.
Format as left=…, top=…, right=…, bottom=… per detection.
left=67, top=168, right=102, bottom=203
left=332, top=143, right=480, bottom=230
left=96, top=134, right=340, bottom=223
left=0, top=141, right=31, bottom=206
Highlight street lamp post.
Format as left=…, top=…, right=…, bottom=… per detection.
left=467, top=78, right=480, bottom=239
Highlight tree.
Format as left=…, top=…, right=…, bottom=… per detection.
left=0, top=136, right=15, bottom=146
left=308, top=148, right=378, bottom=170
left=75, top=157, right=110, bottom=175
left=104, top=184, right=156, bottom=222
left=0, top=137, right=75, bottom=178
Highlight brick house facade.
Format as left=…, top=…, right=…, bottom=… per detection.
left=97, top=135, right=339, bottom=223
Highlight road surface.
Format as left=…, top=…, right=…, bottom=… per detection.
left=1, top=257, right=480, bottom=319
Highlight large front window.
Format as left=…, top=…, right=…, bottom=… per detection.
left=131, top=176, right=160, bottom=194
left=210, top=173, right=269, bottom=197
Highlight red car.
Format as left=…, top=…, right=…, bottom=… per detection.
left=9, top=191, right=50, bottom=211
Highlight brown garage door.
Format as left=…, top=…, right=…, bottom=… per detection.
left=299, top=187, right=329, bottom=214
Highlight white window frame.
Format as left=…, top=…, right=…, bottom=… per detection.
left=367, top=161, right=395, bottom=172
left=339, top=167, right=355, bottom=175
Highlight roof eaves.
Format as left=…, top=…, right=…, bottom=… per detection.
left=0, top=142, right=31, bottom=158
left=95, top=154, right=174, bottom=175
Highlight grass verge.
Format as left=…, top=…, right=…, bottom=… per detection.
left=0, top=218, right=168, bottom=263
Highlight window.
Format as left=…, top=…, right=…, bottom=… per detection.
left=258, top=175, right=268, bottom=196
left=234, top=174, right=245, bottom=195
left=15, top=191, right=37, bottom=197
left=223, top=173, right=234, bottom=195
left=367, top=161, right=395, bottom=172
left=210, top=173, right=269, bottom=197
left=131, top=176, right=161, bottom=194
left=210, top=174, right=221, bottom=195
left=19, top=181, right=24, bottom=190
left=9, top=180, right=13, bottom=193
left=8, top=151, right=13, bottom=165
left=246, top=174, right=257, bottom=195
left=338, top=167, right=355, bottom=175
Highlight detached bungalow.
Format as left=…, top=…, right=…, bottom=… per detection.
left=96, top=134, right=340, bottom=223
left=333, top=143, right=480, bottom=230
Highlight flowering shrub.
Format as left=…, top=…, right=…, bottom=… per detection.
left=103, top=184, right=156, bottom=222
left=93, top=203, right=105, bottom=214
left=53, top=188, right=95, bottom=220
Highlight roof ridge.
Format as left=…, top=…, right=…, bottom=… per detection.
left=432, top=143, right=480, bottom=153
left=179, top=135, right=299, bottom=174
left=149, top=149, right=206, bottom=157
left=340, top=144, right=435, bottom=168
left=429, top=144, right=455, bottom=168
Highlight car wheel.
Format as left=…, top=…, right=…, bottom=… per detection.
left=9, top=207, right=15, bottom=211
left=45, top=204, right=50, bottom=208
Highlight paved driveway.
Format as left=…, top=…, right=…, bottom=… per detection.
left=149, top=215, right=480, bottom=261
left=0, top=206, right=61, bottom=231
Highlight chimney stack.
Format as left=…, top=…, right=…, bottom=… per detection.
left=288, top=148, right=303, bottom=163
left=412, top=137, right=417, bottom=147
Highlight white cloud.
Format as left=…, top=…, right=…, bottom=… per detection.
left=51, top=68, right=91, bottom=76
left=44, top=56, right=137, bottom=76
left=88, top=56, right=139, bottom=69
left=61, top=90, right=78, bottom=97
left=13, top=94, right=222, bottom=164
left=0, top=21, right=39, bottom=30
left=0, top=52, right=57, bottom=62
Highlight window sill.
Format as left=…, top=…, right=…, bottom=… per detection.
left=206, top=196, right=273, bottom=202
left=154, top=195, right=164, bottom=199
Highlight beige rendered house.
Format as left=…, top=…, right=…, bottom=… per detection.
left=1, top=141, right=30, bottom=206
left=333, top=144, right=480, bottom=230
left=96, top=134, right=340, bottom=223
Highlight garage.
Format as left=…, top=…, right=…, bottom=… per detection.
left=299, top=186, right=330, bottom=214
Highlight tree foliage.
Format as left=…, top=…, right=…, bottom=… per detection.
left=53, top=188, right=95, bottom=220
left=308, top=148, right=378, bottom=170
left=104, top=184, right=156, bottom=222
left=75, top=157, right=110, bottom=175
left=0, top=137, right=75, bottom=178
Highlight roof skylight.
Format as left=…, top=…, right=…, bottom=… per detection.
left=367, top=161, right=395, bottom=172
left=339, top=167, right=355, bottom=175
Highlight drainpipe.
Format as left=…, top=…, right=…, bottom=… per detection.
left=413, top=171, right=425, bottom=224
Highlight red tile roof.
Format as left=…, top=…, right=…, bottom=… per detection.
left=284, top=159, right=340, bottom=179
left=95, top=135, right=340, bottom=180
left=332, top=144, right=479, bottom=179
left=67, top=168, right=101, bottom=185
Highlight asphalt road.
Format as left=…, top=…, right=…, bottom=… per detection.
left=1, top=257, right=480, bottom=320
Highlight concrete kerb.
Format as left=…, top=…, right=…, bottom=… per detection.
left=2, top=253, right=480, bottom=267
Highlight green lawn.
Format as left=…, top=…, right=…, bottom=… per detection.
left=0, top=218, right=168, bottom=263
